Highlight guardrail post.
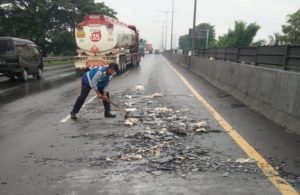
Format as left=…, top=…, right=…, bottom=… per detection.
left=254, top=46, right=259, bottom=66
left=237, top=47, right=240, bottom=62
left=215, top=49, right=218, bottom=59
left=283, top=45, right=289, bottom=70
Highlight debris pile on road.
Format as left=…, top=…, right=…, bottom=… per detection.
left=118, top=129, right=259, bottom=175
left=110, top=87, right=260, bottom=176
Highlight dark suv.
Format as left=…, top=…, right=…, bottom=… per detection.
left=0, top=37, right=43, bottom=81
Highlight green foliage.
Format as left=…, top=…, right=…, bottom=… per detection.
left=281, top=9, right=300, bottom=45
left=178, top=23, right=216, bottom=50
left=194, top=23, right=216, bottom=49
left=0, top=0, right=116, bottom=55
left=178, top=34, right=191, bottom=50
left=215, top=21, right=260, bottom=48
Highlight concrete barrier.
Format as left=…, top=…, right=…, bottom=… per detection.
left=165, top=53, right=300, bottom=135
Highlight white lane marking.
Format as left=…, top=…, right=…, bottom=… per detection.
left=60, top=95, right=97, bottom=123
left=59, top=73, right=74, bottom=77
left=60, top=115, right=70, bottom=123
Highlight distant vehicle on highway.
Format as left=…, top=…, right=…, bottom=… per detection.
left=145, top=43, right=153, bottom=54
left=154, top=49, right=160, bottom=54
left=0, top=37, right=43, bottom=82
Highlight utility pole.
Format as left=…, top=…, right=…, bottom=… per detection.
left=170, top=0, right=175, bottom=51
left=191, top=0, right=197, bottom=55
left=162, top=23, right=165, bottom=51
left=157, top=10, right=170, bottom=51
left=165, top=12, right=168, bottom=51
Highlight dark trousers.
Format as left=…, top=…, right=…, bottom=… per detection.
left=72, top=83, right=110, bottom=114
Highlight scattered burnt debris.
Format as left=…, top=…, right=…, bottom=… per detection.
left=25, top=85, right=299, bottom=182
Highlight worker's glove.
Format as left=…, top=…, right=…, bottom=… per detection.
left=102, top=95, right=109, bottom=102
left=97, top=94, right=107, bottom=101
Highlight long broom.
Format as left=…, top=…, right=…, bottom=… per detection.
left=107, top=100, right=130, bottom=118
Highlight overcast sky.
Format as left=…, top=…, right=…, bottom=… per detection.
left=95, top=0, right=299, bottom=49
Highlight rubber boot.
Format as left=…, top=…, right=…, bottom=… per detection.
left=70, top=111, right=77, bottom=120
left=103, top=100, right=116, bottom=118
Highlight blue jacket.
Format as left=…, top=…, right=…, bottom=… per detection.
left=82, top=66, right=111, bottom=91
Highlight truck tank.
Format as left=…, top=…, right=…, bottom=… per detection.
left=74, top=15, right=141, bottom=72
left=75, top=15, right=138, bottom=55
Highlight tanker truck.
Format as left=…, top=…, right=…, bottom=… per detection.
left=74, top=15, right=141, bottom=73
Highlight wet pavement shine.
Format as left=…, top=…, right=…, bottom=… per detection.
left=0, top=55, right=299, bottom=194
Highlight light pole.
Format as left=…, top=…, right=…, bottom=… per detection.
left=170, top=0, right=174, bottom=51
left=161, top=23, right=165, bottom=51
left=192, top=0, right=197, bottom=55
left=164, top=12, right=169, bottom=51
left=156, top=20, right=165, bottom=51
left=158, top=10, right=170, bottom=51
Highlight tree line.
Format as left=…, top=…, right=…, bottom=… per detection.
left=0, top=0, right=117, bottom=56
left=179, top=9, right=300, bottom=50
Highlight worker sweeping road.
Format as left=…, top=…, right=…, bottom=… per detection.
left=70, top=63, right=119, bottom=120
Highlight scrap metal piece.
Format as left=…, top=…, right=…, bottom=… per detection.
left=124, top=118, right=139, bottom=126
left=144, top=93, right=163, bottom=99
left=154, top=107, right=172, bottom=113
left=235, top=158, right=256, bottom=163
left=135, top=85, right=145, bottom=91
left=121, top=153, right=142, bottom=161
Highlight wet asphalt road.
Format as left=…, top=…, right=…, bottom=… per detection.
left=0, top=55, right=299, bottom=195
left=0, top=64, right=76, bottom=105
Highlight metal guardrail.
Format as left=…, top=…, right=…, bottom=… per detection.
left=43, top=56, right=75, bottom=63
left=171, top=46, right=300, bottom=71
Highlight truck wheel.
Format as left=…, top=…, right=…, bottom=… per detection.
left=21, top=69, right=29, bottom=82
left=119, top=56, right=125, bottom=73
left=7, top=74, right=16, bottom=81
left=36, top=67, right=42, bottom=80
left=123, top=57, right=126, bottom=72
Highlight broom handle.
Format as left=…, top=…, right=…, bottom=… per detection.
left=106, top=99, right=127, bottom=113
